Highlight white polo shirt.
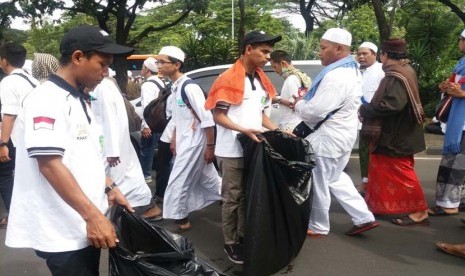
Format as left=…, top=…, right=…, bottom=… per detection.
left=6, top=74, right=107, bottom=252
left=215, top=75, right=270, bottom=158
left=0, top=68, right=39, bottom=144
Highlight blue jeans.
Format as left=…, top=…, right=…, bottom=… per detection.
left=140, top=133, right=160, bottom=178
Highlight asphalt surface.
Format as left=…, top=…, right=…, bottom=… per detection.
left=1, top=133, right=464, bottom=275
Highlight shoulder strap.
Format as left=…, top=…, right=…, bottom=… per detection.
left=180, top=79, right=204, bottom=122
left=313, top=107, right=342, bottom=132
left=12, top=72, right=37, bottom=88
left=180, top=79, right=200, bottom=108
left=146, top=79, right=166, bottom=95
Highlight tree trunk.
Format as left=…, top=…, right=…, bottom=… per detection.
left=238, top=0, right=245, bottom=52
left=372, top=0, right=390, bottom=43
left=299, top=0, right=315, bottom=37
left=113, top=56, right=128, bottom=94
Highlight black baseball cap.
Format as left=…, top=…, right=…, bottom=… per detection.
left=241, top=30, right=282, bottom=50
left=60, top=25, right=134, bottom=55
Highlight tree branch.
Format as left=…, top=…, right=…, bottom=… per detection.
left=127, top=9, right=192, bottom=46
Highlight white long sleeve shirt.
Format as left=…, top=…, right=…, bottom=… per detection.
left=295, top=67, right=362, bottom=158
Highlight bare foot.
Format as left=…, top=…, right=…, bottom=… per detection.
left=141, top=205, right=162, bottom=220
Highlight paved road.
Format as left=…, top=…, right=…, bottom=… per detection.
left=1, top=155, right=464, bottom=276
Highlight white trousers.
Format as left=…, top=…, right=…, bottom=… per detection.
left=309, top=152, right=375, bottom=234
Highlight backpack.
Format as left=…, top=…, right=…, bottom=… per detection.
left=143, top=80, right=172, bottom=133
left=123, top=95, right=142, bottom=132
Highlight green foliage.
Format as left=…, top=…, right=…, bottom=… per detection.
left=278, top=31, right=319, bottom=60
left=402, top=0, right=462, bottom=117
left=23, top=14, right=96, bottom=59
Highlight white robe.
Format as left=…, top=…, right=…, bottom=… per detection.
left=163, top=75, right=221, bottom=219
left=90, top=78, right=152, bottom=207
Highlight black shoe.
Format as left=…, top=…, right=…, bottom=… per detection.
left=224, top=244, right=243, bottom=264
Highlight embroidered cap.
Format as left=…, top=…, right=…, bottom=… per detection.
left=60, top=25, right=133, bottom=55
left=158, top=46, right=185, bottom=62
left=322, top=28, right=352, bottom=46
left=381, top=38, right=407, bottom=54
left=143, top=57, right=158, bottom=73
left=359, top=42, right=378, bottom=53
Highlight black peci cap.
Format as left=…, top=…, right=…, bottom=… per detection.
left=241, top=30, right=282, bottom=51
left=60, top=25, right=134, bottom=56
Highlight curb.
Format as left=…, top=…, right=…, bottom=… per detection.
left=352, top=146, right=443, bottom=156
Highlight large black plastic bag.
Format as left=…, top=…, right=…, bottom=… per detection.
left=109, top=206, right=223, bottom=276
left=238, top=131, right=315, bottom=276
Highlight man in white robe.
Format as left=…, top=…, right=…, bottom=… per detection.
left=156, top=46, right=221, bottom=232
left=293, top=28, right=379, bottom=237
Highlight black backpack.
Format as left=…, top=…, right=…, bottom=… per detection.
left=143, top=80, right=172, bottom=133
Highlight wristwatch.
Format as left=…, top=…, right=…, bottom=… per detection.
left=105, top=182, right=117, bottom=194
left=0, top=141, right=8, bottom=147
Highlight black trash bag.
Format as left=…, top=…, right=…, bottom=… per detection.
left=238, top=131, right=315, bottom=276
left=109, top=206, right=223, bottom=276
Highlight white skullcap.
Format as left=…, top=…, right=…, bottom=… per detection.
left=158, top=46, right=185, bottom=62
left=143, top=57, right=158, bottom=73
left=322, top=28, right=352, bottom=46
left=461, top=29, right=465, bottom=38
left=359, top=42, right=378, bottom=53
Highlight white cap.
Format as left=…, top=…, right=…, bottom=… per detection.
left=321, top=28, right=352, bottom=46
left=143, top=57, right=158, bottom=73
left=461, top=29, right=465, bottom=38
left=158, top=46, right=185, bottom=62
left=359, top=42, right=378, bottom=53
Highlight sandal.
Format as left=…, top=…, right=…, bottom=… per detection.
left=436, top=242, right=465, bottom=259
left=0, top=217, right=7, bottom=229
left=391, top=215, right=430, bottom=227
left=427, top=206, right=459, bottom=216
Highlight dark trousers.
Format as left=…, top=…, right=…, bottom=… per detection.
left=140, top=133, right=160, bottom=178
left=35, top=246, right=101, bottom=276
left=0, top=141, right=15, bottom=212
left=154, top=140, right=173, bottom=198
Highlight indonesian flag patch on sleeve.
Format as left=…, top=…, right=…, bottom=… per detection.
left=33, top=116, right=56, bottom=130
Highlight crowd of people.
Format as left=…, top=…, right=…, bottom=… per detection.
left=0, top=23, right=465, bottom=275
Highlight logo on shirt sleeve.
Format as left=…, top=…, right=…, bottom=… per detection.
left=33, top=116, right=55, bottom=130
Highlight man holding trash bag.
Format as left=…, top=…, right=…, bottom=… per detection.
left=5, top=25, right=134, bottom=275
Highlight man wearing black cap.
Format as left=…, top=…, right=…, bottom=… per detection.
left=5, top=25, right=134, bottom=275
left=205, top=30, right=282, bottom=264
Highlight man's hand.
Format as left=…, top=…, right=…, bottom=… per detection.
left=292, top=95, right=303, bottom=107
left=243, top=128, right=263, bottom=142
left=280, top=129, right=296, bottom=137
left=446, top=82, right=465, bottom=98
left=439, top=80, right=450, bottom=93
left=142, top=127, right=152, bottom=138
left=204, top=146, right=215, bottom=163
left=85, top=211, right=118, bottom=249
left=0, top=146, right=10, bottom=162
left=107, top=187, right=134, bottom=212
left=107, top=157, right=121, bottom=167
